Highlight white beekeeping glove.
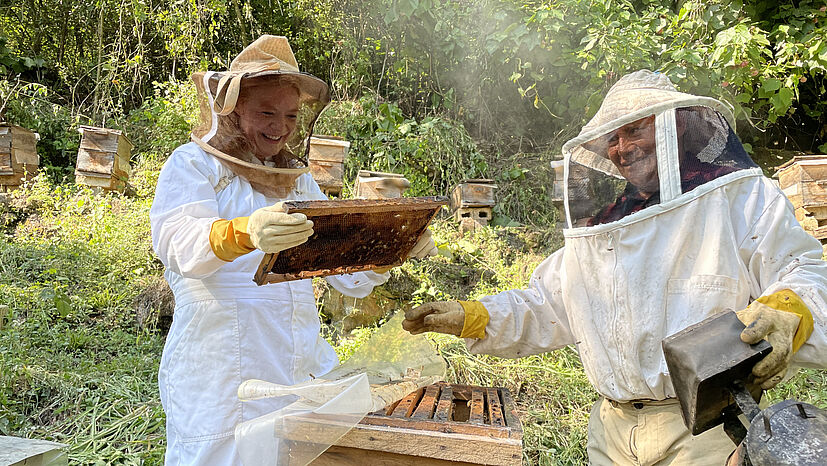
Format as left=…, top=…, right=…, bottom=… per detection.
left=408, top=228, right=437, bottom=259
left=247, top=202, right=314, bottom=254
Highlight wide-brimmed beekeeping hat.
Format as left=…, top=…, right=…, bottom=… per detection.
left=191, top=35, right=331, bottom=198
left=558, top=70, right=757, bottom=229
left=563, top=70, right=735, bottom=178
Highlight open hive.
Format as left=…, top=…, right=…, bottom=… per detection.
left=254, top=197, right=447, bottom=285
left=0, top=123, right=39, bottom=192
left=75, top=126, right=133, bottom=193
left=308, top=135, right=349, bottom=197
left=309, top=382, right=523, bottom=465
left=776, top=155, right=827, bottom=241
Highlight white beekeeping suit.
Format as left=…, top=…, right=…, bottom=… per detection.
left=150, top=35, right=389, bottom=465
left=405, top=70, right=827, bottom=464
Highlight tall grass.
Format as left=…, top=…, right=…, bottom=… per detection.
left=0, top=169, right=167, bottom=464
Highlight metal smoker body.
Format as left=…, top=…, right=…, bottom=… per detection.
left=662, top=311, right=827, bottom=465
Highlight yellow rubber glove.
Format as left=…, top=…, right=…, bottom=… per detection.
left=402, top=300, right=489, bottom=339
left=736, top=289, right=814, bottom=389
left=247, top=202, right=314, bottom=254
left=408, top=228, right=438, bottom=259
left=209, top=217, right=256, bottom=262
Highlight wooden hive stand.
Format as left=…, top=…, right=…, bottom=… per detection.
left=354, top=170, right=411, bottom=199
left=75, top=126, right=133, bottom=193
left=308, top=136, right=350, bottom=197
left=450, top=179, right=498, bottom=232
left=309, top=382, right=523, bottom=465
left=0, top=123, right=39, bottom=192
left=776, top=155, right=827, bottom=242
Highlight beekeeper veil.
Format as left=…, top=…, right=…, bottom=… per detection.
left=191, top=35, right=330, bottom=198
left=560, top=70, right=757, bottom=228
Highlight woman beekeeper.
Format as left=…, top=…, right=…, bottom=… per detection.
left=403, top=70, right=826, bottom=464
left=150, top=35, right=435, bottom=464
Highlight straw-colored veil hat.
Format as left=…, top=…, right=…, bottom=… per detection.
left=191, top=35, right=331, bottom=198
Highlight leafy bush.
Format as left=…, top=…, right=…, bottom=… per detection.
left=0, top=172, right=165, bottom=462
left=124, top=80, right=198, bottom=160
left=0, top=80, right=81, bottom=175
left=332, top=0, right=827, bottom=152
left=316, top=95, right=489, bottom=196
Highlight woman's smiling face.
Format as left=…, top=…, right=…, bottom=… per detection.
left=235, top=82, right=300, bottom=161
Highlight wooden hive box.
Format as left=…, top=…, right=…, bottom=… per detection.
left=0, top=123, right=39, bottom=192
left=308, top=136, right=349, bottom=196
left=450, top=179, right=498, bottom=211
left=310, top=382, right=523, bottom=465
left=75, top=125, right=133, bottom=193
left=776, top=155, right=827, bottom=210
left=775, top=155, right=827, bottom=241
left=355, top=170, right=411, bottom=199
left=450, top=179, right=498, bottom=231
left=455, top=206, right=493, bottom=233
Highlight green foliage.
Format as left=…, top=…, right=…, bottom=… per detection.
left=316, top=96, right=489, bottom=196
left=0, top=172, right=165, bottom=462
left=0, top=80, right=81, bottom=173
left=0, top=0, right=344, bottom=125
left=4, top=0, right=827, bottom=164
left=330, top=0, right=827, bottom=152
left=124, top=80, right=199, bottom=159
left=0, top=37, right=43, bottom=75
left=491, top=150, right=561, bottom=228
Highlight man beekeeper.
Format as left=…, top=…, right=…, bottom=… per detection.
left=403, top=70, right=826, bottom=464
left=150, top=35, right=434, bottom=464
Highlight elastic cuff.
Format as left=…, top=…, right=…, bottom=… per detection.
left=459, top=300, right=489, bottom=339
left=209, top=217, right=256, bottom=262
left=755, top=289, right=814, bottom=352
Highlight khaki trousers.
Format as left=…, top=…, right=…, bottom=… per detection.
left=587, top=397, right=735, bottom=465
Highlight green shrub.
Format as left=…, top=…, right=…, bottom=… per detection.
left=124, top=80, right=198, bottom=160
left=0, top=173, right=165, bottom=462
left=316, top=95, right=489, bottom=197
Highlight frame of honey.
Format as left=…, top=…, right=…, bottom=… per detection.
left=254, top=197, right=447, bottom=285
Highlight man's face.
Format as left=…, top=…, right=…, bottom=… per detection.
left=235, top=83, right=300, bottom=161
left=605, top=115, right=660, bottom=195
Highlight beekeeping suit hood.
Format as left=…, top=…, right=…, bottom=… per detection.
left=191, top=35, right=330, bottom=198
left=510, top=69, right=774, bottom=401
left=560, top=70, right=757, bottom=228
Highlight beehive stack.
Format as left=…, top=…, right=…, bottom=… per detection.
left=303, top=382, right=523, bottom=465
left=75, top=126, right=133, bottom=193
left=776, top=156, right=827, bottom=242
left=354, top=170, right=411, bottom=199
left=0, top=123, right=39, bottom=192
left=308, top=136, right=349, bottom=197
left=449, top=179, right=497, bottom=232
